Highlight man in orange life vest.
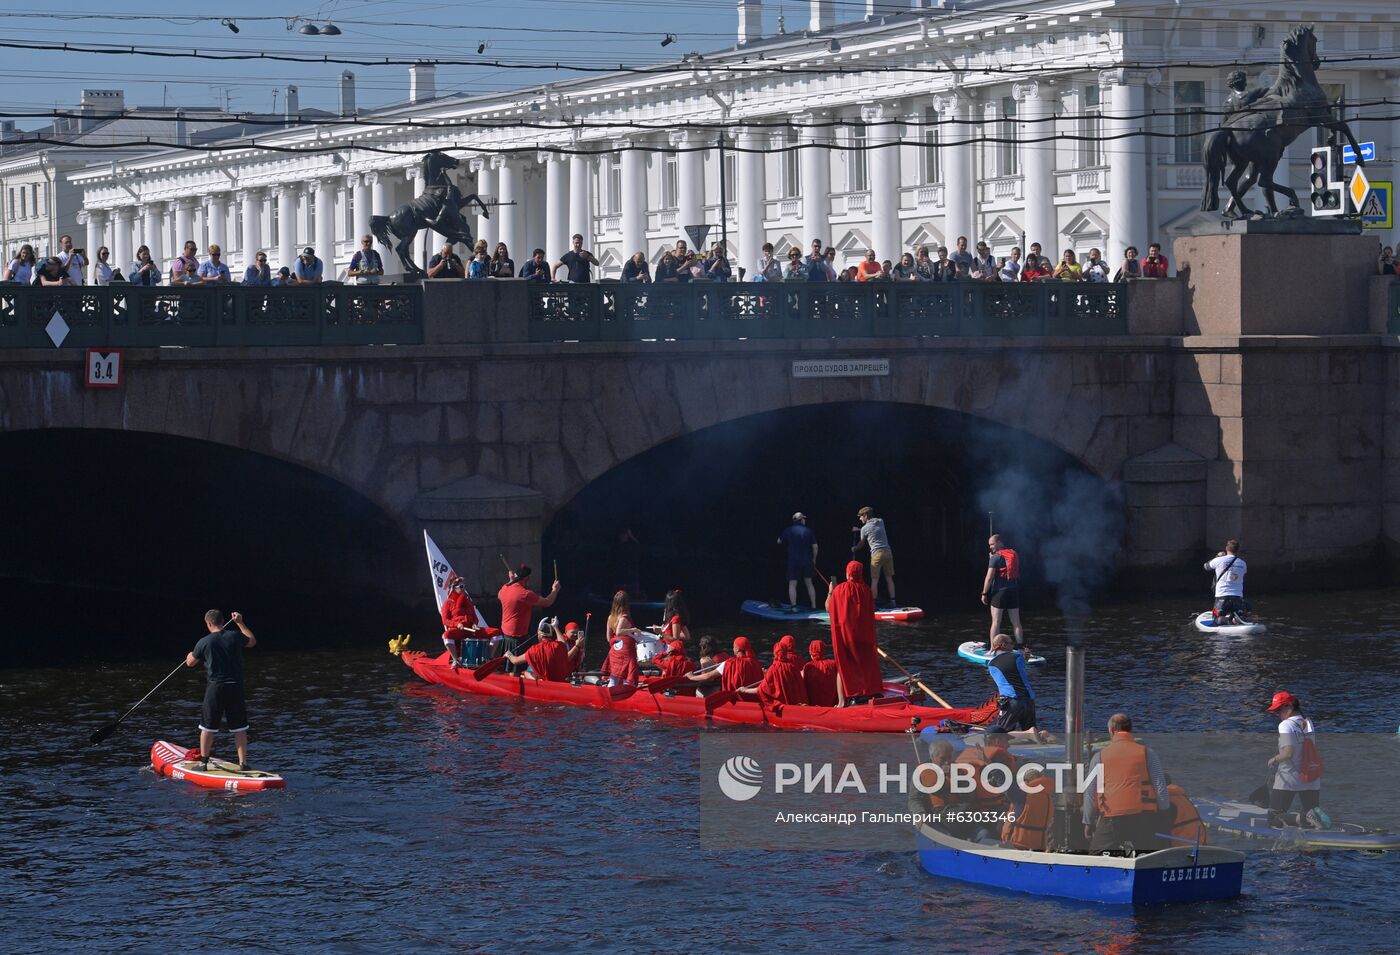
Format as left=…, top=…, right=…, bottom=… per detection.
left=1082, top=713, right=1170, bottom=852
left=981, top=534, right=1024, bottom=647
left=949, top=728, right=1018, bottom=840
left=1003, top=766, right=1057, bottom=851
left=916, top=738, right=957, bottom=813
left=1164, top=775, right=1208, bottom=846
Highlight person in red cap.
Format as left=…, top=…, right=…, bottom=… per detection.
left=1265, top=691, right=1322, bottom=828
left=802, top=640, right=840, bottom=707
left=743, top=635, right=808, bottom=707
left=652, top=639, right=697, bottom=695
left=497, top=564, right=560, bottom=660
left=826, top=560, right=883, bottom=704
left=503, top=618, right=582, bottom=682
left=688, top=636, right=764, bottom=693
left=563, top=621, right=584, bottom=673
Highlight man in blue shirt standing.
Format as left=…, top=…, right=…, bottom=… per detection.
left=777, top=511, right=819, bottom=608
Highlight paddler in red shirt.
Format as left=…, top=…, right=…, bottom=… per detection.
left=827, top=560, right=883, bottom=705
left=441, top=573, right=482, bottom=669
left=688, top=636, right=764, bottom=693
left=497, top=564, right=560, bottom=658
left=742, top=634, right=808, bottom=707
left=802, top=639, right=840, bottom=707
left=503, top=618, right=583, bottom=682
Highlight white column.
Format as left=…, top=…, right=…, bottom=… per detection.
left=796, top=111, right=831, bottom=248
left=369, top=172, right=389, bottom=222
left=669, top=129, right=705, bottom=245
left=353, top=174, right=371, bottom=245
left=274, top=183, right=298, bottom=272
left=492, top=155, right=522, bottom=259
left=171, top=198, right=195, bottom=252
left=141, top=202, right=164, bottom=264
left=313, top=178, right=335, bottom=275
left=470, top=158, right=495, bottom=246
left=524, top=163, right=546, bottom=260
left=542, top=152, right=570, bottom=260
left=205, top=194, right=227, bottom=253
left=78, top=211, right=101, bottom=283
left=238, top=189, right=261, bottom=271
left=1102, top=69, right=1149, bottom=267
left=863, top=104, right=902, bottom=260
left=1016, top=81, right=1056, bottom=256
left=934, top=91, right=975, bottom=252
left=261, top=192, right=275, bottom=250
left=112, top=206, right=134, bottom=273
left=619, top=142, right=648, bottom=260
left=568, top=151, right=591, bottom=245
left=737, top=129, right=766, bottom=272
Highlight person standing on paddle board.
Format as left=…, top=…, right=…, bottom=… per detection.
left=827, top=560, right=883, bottom=705
left=1204, top=540, right=1249, bottom=624
left=497, top=565, right=560, bottom=660
left=981, top=534, right=1023, bottom=646
left=1265, top=691, right=1323, bottom=829
left=778, top=512, right=819, bottom=608
left=184, top=610, right=256, bottom=770
left=853, top=507, right=896, bottom=608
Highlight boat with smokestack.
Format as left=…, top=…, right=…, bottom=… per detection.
left=909, top=643, right=1246, bottom=904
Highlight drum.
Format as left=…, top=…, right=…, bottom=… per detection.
left=463, top=638, right=491, bottom=667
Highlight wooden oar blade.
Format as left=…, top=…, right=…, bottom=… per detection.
left=472, top=656, right=506, bottom=680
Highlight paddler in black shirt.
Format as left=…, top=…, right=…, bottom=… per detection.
left=184, top=610, right=257, bottom=770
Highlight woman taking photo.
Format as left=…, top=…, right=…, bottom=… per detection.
left=129, top=245, right=161, bottom=286
left=92, top=246, right=114, bottom=286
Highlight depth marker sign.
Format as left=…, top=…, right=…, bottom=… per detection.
left=85, top=349, right=123, bottom=388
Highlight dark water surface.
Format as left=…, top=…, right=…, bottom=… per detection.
left=5, top=589, right=1400, bottom=954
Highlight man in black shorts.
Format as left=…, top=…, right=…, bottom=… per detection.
left=981, top=534, right=1024, bottom=645
left=184, top=609, right=257, bottom=769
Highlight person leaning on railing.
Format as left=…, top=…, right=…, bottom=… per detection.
left=198, top=245, right=231, bottom=284
left=621, top=251, right=651, bottom=283
left=242, top=251, right=273, bottom=287
left=33, top=257, right=70, bottom=286
left=1112, top=246, right=1142, bottom=282
left=1053, top=249, right=1083, bottom=282
left=3, top=244, right=35, bottom=284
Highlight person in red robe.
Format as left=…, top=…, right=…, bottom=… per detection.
left=827, top=560, right=883, bottom=703
left=599, top=632, right=640, bottom=687
left=802, top=639, right=840, bottom=707
left=688, top=636, right=763, bottom=693
left=441, top=574, right=482, bottom=669
left=652, top=639, right=697, bottom=695
left=504, top=619, right=583, bottom=682
left=744, top=634, right=808, bottom=707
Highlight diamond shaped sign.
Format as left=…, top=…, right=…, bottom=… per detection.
left=1349, top=166, right=1371, bottom=213
left=45, top=310, right=70, bottom=348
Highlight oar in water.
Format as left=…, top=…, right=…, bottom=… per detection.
left=87, top=660, right=188, bottom=745
left=876, top=647, right=953, bottom=708
left=704, top=679, right=763, bottom=714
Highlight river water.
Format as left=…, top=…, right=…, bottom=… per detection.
left=4, top=589, right=1400, bottom=954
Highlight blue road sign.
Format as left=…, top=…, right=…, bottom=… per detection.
left=1342, top=142, right=1376, bottom=164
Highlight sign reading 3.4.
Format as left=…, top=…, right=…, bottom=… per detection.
left=85, top=349, right=123, bottom=389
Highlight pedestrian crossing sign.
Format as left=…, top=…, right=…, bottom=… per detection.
left=1361, top=180, right=1392, bottom=230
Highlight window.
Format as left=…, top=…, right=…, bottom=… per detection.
left=344, top=190, right=354, bottom=236
left=7, top=187, right=14, bottom=220
left=662, top=153, right=678, bottom=210
left=308, top=196, right=316, bottom=241
left=1174, top=80, right=1206, bottom=164
left=606, top=154, right=622, bottom=215
left=998, top=96, right=1019, bottom=176
left=271, top=202, right=279, bottom=246
left=722, top=151, right=736, bottom=206
left=781, top=128, right=800, bottom=198
left=1080, top=86, right=1102, bottom=167
left=19, top=186, right=26, bottom=218
left=848, top=123, right=868, bottom=192
left=31, top=183, right=39, bottom=218
left=921, top=107, right=940, bottom=184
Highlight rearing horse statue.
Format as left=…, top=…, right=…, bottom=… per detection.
left=370, top=151, right=489, bottom=275
left=1200, top=25, right=1366, bottom=219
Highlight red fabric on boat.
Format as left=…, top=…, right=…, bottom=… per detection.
left=802, top=640, right=840, bottom=707
left=828, top=560, right=882, bottom=698
left=600, top=634, right=641, bottom=685
left=440, top=589, right=478, bottom=638
left=655, top=642, right=697, bottom=695
left=758, top=638, right=808, bottom=707
left=524, top=638, right=574, bottom=682
left=721, top=637, right=764, bottom=692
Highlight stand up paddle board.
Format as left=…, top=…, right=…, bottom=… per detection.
left=1193, top=612, right=1267, bottom=636
left=956, top=641, right=1047, bottom=666
left=150, top=740, right=285, bottom=792
left=740, top=601, right=925, bottom=624
left=1194, top=796, right=1400, bottom=850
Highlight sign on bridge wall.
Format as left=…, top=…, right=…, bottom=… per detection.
left=791, top=359, right=890, bottom=379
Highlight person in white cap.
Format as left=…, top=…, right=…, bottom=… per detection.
left=777, top=512, right=819, bottom=608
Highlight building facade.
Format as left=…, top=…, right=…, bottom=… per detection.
left=66, top=0, right=1400, bottom=279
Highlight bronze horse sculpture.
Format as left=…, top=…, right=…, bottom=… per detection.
left=1200, top=25, right=1366, bottom=219
left=370, top=151, right=489, bottom=275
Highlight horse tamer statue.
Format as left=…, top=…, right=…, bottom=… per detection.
left=1200, top=25, right=1366, bottom=219
left=370, top=151, right=489, bottom=275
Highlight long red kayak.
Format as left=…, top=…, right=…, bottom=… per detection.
left=400, top=650, right=994, bottom=733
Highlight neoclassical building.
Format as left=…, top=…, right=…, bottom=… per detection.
left=67, top=0, right=1400, bottom=279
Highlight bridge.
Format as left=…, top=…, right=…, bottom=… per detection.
left=1, top=229, right=1396, bottom=600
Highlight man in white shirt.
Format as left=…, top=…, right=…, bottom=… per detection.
left=57, top=234, right=86, bottom=286
left=1204, top=539, right=1248, bottom=623
left=1265, top=691, right=1322, bottom=828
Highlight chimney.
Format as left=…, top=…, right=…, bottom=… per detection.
left=285, top=85, right=300, bottom=121
left=738, top=0, right=762, bottom=45
left=339, top=71, right=357, bottom=117
left=808, top=0, right=833, bottom=32
left=174, top=109, right=188, bottom=146
left=865, top=0, right=901, bottom=16
left=410, top=62, right=436, bottom=104
left=78, top=89, right=124, bottom=132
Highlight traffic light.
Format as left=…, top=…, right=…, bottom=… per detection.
left=1309, top=145, right=1345, bottom=216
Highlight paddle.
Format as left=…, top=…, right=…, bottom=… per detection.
left=704, top=679, right=763, bottom=714
left=645, top=658, right=721, bottom=694
left=88, top=617, right=240, bottom=745
left=876, top=647, right=953, bottom=708
left=472, top=631, right=538, bottom=681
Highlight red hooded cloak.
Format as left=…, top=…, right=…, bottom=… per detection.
left=440, top=588, right=479, bottom=639
left=655, top=639, right=697, bottom=695
left=802, top=639, right=841, bottom=707
left=828, top=560, right=882, bottom=698
left=758, top=635, right=809, bottom=708
left=600, top=634, right=641, bottom=685
left=721, top=636, right=764, bottom=692
left=524, top=637, right=574, bottom=682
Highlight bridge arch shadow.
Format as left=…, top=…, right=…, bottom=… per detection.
left=544, top=400, right=1123, bottom=622
left=0, top=428, right=421, bottom=664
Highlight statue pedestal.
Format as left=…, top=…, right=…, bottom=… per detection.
left=1173, top=228, right=1378, bottom=336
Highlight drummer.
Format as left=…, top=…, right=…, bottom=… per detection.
left=497, top=564, right=560, bottom=660
left=441, top=573, right=482, bottom=669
